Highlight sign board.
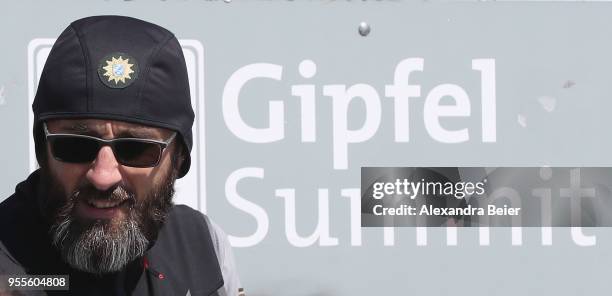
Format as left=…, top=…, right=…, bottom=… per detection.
left=1, top=1, right=611, bottom=295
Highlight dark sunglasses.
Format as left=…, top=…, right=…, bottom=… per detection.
left=44, top=123, right=177, bottom=168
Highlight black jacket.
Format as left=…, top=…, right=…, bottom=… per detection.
left=0, top=170, right=224, bottom=296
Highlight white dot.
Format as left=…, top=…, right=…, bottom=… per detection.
left=299, top=60, right=317, bottom=79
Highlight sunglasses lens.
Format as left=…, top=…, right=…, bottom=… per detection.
left=49, top=136, right=100, bottom=163
left=114, top=140, right=162, bottom=167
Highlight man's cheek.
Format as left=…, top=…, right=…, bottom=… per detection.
left=122, top=169, right=156, bottom=200
left=55, top=168, right=89, bottom=196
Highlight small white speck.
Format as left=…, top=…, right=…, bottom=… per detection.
left=518, top=114, right=527, bottom=128
left=537, top=96, right=556, bottom=112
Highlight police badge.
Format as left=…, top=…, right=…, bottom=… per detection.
left=97, top=52, right=139, bottom=88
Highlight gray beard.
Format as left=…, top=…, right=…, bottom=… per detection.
left=45, top=172, right=176, bottom=275
left=51, top=212, right=149, bottom=274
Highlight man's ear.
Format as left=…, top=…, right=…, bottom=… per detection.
left=34, top=122, right=48, bottom=168
left=171, top=142, right=187, bottom=171
left=172, top=136, right=191, bottom=178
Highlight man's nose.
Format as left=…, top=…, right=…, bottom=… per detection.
left=86, top=146, right=122, bottom=191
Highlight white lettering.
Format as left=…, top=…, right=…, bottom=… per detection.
left=226, top=167, right=270, bottom=247
left=223, top=63, right=284, bottom=143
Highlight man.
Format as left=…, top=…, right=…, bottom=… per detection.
left=0, top=16, right=242, bottom=296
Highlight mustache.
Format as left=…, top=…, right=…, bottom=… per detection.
left=71, top=184, right=137, bottom=205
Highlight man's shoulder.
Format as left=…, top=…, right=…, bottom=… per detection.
left=0, top=172, right=65, bottom=275
left=168, top=206, right=244, bottom=296
left=168, top=204, right=209, bottom=227
left=148, top=204, right=226, bottom=294
left=0, top=171, right=40, bottom=220
left=0, top=175, right=41, bottom=275
left=0, top=173, right=42, bottom=238
left=171, top=204, right=205, bottom=217
left=0, top=193, right=24, bottom=273
left=162, top=204, right=213, bottom=242
left=0, top=189, right=36, bottom=237
left=0, top=193, right=21, bottom=221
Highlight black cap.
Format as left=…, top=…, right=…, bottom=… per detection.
left=33, top=15, right=194, bottom=178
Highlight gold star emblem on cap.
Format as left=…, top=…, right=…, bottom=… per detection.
left=102, top=56, right=135, bottom=84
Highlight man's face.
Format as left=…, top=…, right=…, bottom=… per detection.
left=42, top=118, right=181, bottom=274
